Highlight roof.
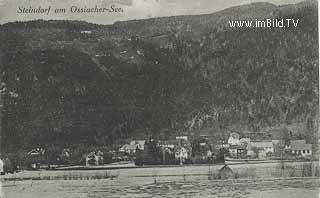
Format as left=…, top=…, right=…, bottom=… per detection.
left=250, top=141, right=273, bottom=148
left=27, top=148, right=45, bottom=156
left=272, top=140, right=284, bottom=144
left=176, top=136, right=188, bottom=140
left=291, top=140, right=312, bottom=150
left=130, top=140, right=145, bottom=146
left=292, top=144, right=312, bottom=151
left=290, top=140, right=306, bottom=147
left=229, top=133, right=240, bottom=139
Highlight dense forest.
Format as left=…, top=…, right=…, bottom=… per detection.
left=0, top=1, right=318, bottom=152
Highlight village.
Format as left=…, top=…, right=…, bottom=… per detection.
left=0, top=127, right=316, bottom=174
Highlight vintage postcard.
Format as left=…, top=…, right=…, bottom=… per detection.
left=0, top=0, right=319, bottom=197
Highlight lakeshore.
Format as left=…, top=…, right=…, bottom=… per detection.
left=1, top=160, right=319, bottom=181
left=1, top=161, right=319, bottom=198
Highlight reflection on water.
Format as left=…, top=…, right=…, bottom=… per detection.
left=1, top=170, right=319, bottom=198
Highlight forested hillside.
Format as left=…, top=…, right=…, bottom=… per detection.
left=0, top=1, right=318, bottom=151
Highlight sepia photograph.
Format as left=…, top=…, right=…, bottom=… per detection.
left=0, top=0, right=319, bottom=197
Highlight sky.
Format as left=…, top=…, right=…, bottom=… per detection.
left=0, top=0, right=305, bottom=24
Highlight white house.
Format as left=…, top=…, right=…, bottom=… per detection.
left=175, top=147, right=189, bottom=165
left=129, top=140, right=145, bottom=153
left=86, top=151, right=103, bottom=166
left=119, top=144, right=131, bottom=153
left=215, top=144, right=230, bottom=150
left=80, top=30, right=92, bottom=34
left=119, top=140, right=145, bottom=154
left=228, top=133, right=240, bottom=145
left=289, top=140, right=312, bottom=158
left=206, top=150, right=213, bottom=158
left=176, top=136, right=188, bottom=141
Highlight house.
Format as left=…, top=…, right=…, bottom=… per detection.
left=27, top=148, right=45, bottom=156
left=86, top=151, right=104, bottom=166
left=228, top=133, right=240, bottom=145
left=175, top=147, right=189, bottom=165
left=160, top=140, right=180, bottom=149
left=285, top=140, right=307, bottom=150
left=247, top=141, right=274, bottom=159
left=200, top=142, right=207, bottom=146
left=79, top=30, right=94, bottom=40
left=206, top=150, right=213, bottom=159
left=215, top=143, right=229, bottom=149
left=129, top=140, right=145, bottom=152
left=61, top=149, right=71, bottom=158
left=119, top=140, right=145, bottom=154
left=58, top=149, right=72, bottom=165
left=111, top=151, right=129, bottom=162
left=229, top=145, right=246, bottom=159
left=176, top=136, right=188, bottom=141
left=289, top=140, right=312, bottom=158
left=80, top=30, right=92, bottom=34
left=215, top=140, right=230, bottom=150
left=119, top=144, right=131, bottom=153
left=286, top=140, right=305, bottom=149
left=26, top=148, right=46, bottom=169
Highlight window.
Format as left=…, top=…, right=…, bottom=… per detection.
left=307, top=150, right=310, bottom=154
left=303, top=150, right=305, bottom=154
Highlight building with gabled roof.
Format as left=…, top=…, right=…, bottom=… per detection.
left=119, top=140, right=145, bottom=154
left=289, top=140, right=312, bottom=158
left=228, top=133, right=240, bottom=145
left=247, top=141, right=274, bottom=159
left=85, top=151, right=103, bottom=166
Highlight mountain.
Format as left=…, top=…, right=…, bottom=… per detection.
left=0, top=1, right=318, bottom=151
